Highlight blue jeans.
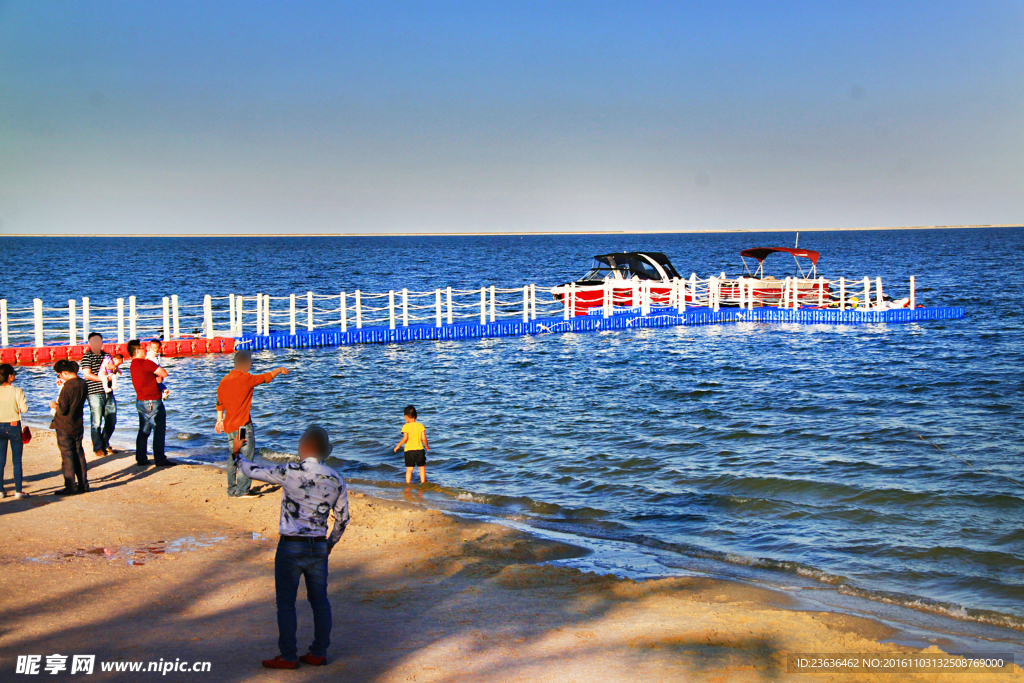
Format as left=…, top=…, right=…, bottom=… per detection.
left=275, top=538, right=332, bottom=661
left=226, top=422, right=254, bottom=496
left=135, top=399, right=167, bottom=465
left=87, top=393, right=117, bottom=453
left=0, top=422, right=24, bottom=493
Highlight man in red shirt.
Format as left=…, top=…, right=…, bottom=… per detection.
left=215, top=350, right=289, bottom=497
left=127, top=339, right=174, bottom=467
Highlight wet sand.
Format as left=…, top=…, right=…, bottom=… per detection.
left=0, top=430, right=1019, bottom=682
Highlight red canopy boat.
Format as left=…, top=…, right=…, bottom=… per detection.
left=726, top=247, right=828, bottom=306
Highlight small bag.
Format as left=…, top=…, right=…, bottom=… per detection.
left=21, top=426, right=31, bottom=444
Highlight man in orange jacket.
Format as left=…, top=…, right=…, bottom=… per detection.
left=215, top=350, right=289, bottom=497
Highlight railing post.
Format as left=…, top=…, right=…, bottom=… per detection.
left=530, top=284, right=537, bottom=320
left=162, top=297, right=171, bottom=341
left=33, top=298, right=43, bottom=347
left=306, top=291, right=314, bottom=332
left=129, top=296, right=138, bottom=340
left=340, top=292, right=348, bottom=332
left=388, top=290, right=396, bottom=330
left=446, top=287, right=453, bottom=325
left=875, top=277, right=883, bottom=310
left=678, top=279, right=686, bottom=313
left=562, top=286, right=569, bottom=320
left=402, top=288, right=409, bottom=327
left=68, top=299, right=77, bottom=346
left=863, top=277, right=870, bottom=310
left=839, top=277, right=845, bottom=311
left=523, top=285, right=529, bottom=322
left=116, top=298, right=125, bottom=343
left=255, top=293, right=263, bottom=334
left=171, top=294, right=180, bottom=337
left=204, top=294, right=213, bottom=339
left=82, top=297, right=90, bottom=339
left=479, top=288, right=486, bottom=325
left=289, top=294, right=297, bottom=335
left=713, top=277, right=721, bottom=312
left=355, top=290, right=363, bottom=329
left=229, top=294, right=236, bottom=334
left=909, top=275, right=916, bottom=309
left=603, top=280, right=610, bottom=318
left=435, top=289, right=442, bottom=327
left=817, top=277, right=824, bottom=308
left=489, top=285, right=496, bottom=323
left=642, top=281, right=650, bottom=316
left=1, top=299, right=8, bottom=347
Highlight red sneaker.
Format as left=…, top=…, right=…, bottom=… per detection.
left=262, top=655, right=299, bottom=670
left=299, top=653, right=327, bottom=666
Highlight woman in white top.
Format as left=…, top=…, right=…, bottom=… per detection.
left=0, top=363, right=29, bottom=498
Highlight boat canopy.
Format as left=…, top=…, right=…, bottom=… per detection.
left=582, top=252, right=682, bottom=282
left=740, top=247, right=820, bottom=279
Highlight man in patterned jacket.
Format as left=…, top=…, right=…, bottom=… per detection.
left=231, top=425, right=349, bottom=670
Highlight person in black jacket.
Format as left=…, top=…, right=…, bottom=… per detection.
left=48, top=360, right=89, bottom=495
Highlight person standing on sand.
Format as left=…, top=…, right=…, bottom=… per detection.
left=0, top=364, right=29, bottom=498
left=127, top=339, right=175, bottom=468
left=81, top=332, right=117, bottom=458
left=49, top=360, right=89, bottom=495
left=230, top=425, right=349, bottom=669
left=214, top=350, right=288, bottom=498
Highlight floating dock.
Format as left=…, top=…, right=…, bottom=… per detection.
left=0, top=275, right=965, bottom=363
left=237, top=305, right=966, bottom=351
left=0, top=337, right=237, bottom=366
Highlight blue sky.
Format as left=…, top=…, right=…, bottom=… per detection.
left=0, top=1, right=1021, bottom=234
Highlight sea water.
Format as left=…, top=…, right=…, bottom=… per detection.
left=3, top=228, right=1022, bottom=636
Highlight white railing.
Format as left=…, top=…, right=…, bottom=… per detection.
left=0, top=274, right=918, bottom=348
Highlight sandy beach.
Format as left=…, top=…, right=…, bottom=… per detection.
left=0, top=430, right=1019, bottom=682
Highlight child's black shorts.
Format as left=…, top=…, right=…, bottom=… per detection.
left=404, top=449, right=426, bottom=467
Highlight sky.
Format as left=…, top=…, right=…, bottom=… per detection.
left=0, top=1, right=1021, bottom=235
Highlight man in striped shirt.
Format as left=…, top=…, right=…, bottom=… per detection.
left=80, top=332, right=116, bottom=458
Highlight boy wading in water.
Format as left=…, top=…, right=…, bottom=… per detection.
left=393, top=405, right=428, bottom=484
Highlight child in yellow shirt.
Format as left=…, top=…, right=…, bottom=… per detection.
left=393, top=405, right=428, bottom=484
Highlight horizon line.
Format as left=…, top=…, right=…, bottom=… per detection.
left=1, top=223, right=1020, bottom=238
